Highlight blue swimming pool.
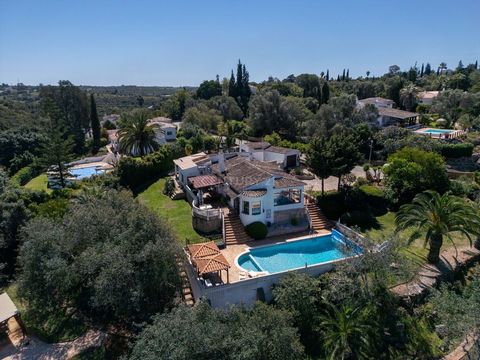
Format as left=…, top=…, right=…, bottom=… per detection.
left=237, top=230, right=362, bottom=274
left=70, top=166, right=104, bottom=179
left=422, top=129, right=454, bottom=134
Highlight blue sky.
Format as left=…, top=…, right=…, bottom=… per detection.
left=1, top=0, right=479, bottom=86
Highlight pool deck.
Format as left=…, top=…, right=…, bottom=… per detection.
left=414, top=127, right=464, bottom=139
left=220, top=229, right=331, bottom=284
left=70, top=161, right=113, bottom=170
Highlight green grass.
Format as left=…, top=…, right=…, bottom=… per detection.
left=24, top=173, right=52, bottom=194
left=137, top=178, right=209, bottom=245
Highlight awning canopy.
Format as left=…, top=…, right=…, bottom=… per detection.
left=188, top=175, right=223, bottom=190
left=186, top=241, right=231, bottom=276
left=193, top=253, right=230, bottom=275
left=187, top=241, right=221, bottom=259
left=0, top=293, right=18, bottom=323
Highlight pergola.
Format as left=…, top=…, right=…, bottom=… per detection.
left=186, top=241, right=230, bottom=284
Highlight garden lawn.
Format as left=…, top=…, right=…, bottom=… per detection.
left=24, top=174, right=51, bottom=194
left=137, top=178, right=209, bottom=245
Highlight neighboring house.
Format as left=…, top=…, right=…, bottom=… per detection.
left=102, top=114, right=121, bottom=126
left=107, top=130, right=119, bottom=152
left=357, top=97, right=419, bottom=127
left=357, top=97, right=395, bottom=109
left=149, top=117, right=176, bottom=143
left=376, top=108, right=419, bottom=127
left=418, top=91, right=440, bottom=105
left=239, top=141, right=300, bottom=168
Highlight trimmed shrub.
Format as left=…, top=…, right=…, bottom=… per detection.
left=10, top=166, right=36, bottom=186
left=340, top=210, right=379, bottom=231
left=316, top=192, right=347, bottom=220
left=116, top=146, right=174, bottom=189
left=439, top=142, right=474, bottom=158
left=358, top=185, right=388, bottom=216
left=246, top=221, right=268, bottom=240
left=163, top=178, right=175, bottom=197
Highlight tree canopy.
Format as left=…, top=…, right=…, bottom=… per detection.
left=17, top=189, right=180, bottom=327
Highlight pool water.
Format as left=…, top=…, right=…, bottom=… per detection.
left=422, top=129, right=454, bottom=134
left=70, top=166, right=104, bottom=179
left=237, top=230, right=362, bottom=274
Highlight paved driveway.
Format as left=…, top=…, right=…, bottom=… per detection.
left=302, top=166, right=373, bottom=193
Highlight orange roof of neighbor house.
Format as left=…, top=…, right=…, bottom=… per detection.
left=188, top=175, right=223, bottom=189
left=186, top=241, right=220, bottom=259
left=193, top=253, right=230, bottom=275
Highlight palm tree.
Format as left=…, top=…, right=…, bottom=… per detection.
left=318, top=303, right=373, bottom=360
left=118, top=110, right=160, bottom=156
left=399, top=84, right=418, bottom=112
left=395, top=191, right=479, bottom=263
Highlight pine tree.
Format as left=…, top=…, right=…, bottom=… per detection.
left=322, top=82, right=330, bottom=105
left=39, top=98, right=75, bottom=188
left=420, top=63, right=424, bottom=77
left=90, top=94, right=101, bottom=152
left=326, top=70, right=329, bottom=81
left=425, top=63, right=432, bottom=75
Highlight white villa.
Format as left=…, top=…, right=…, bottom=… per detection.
left=357, top=97, right=419, bottom=127
left=418, top=90, right=440, bottom=105
left=149, top=116, right=177, bottom=143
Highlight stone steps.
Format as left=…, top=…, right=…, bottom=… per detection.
left=224, top=213, right=252, bottom=245
left=306, top=204, right=332, bottom=232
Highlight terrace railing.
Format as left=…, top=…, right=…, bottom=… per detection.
left=191, top=200, right=222, bottom=221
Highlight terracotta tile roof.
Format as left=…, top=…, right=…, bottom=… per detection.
left=211, top=155, right=305, bottom=192
left=267, top=146, right=297, bottom=154
left=186, top=241, right=220, bottom=259
left=245, top=141, right=270, bottom=150
left=242, top=189, right=268, bottom=197
left=358, top=97, right=395, bottom=106
left=194, top=253, right=230, bottom=275
left=378, top=107, right=419, bottom=119
left=274, top=177, right=305, bottom=188
left=188, top=175, right=223, bottom=189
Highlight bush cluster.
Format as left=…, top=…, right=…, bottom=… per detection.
left=246, top=221, right=268, bottom=240
left=439, top=142, right=474, bottom=158
left=116, top=146, right=174, bottom=189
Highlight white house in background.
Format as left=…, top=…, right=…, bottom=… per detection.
left=357, top=97, right=419, bottom=127
left=418, top=91, right=440, bottom=105
left=239, top=141, right=300, bottom=169
left=149, top=116, right=177, bottom=143
left=357, top=97, right=395, bottom=109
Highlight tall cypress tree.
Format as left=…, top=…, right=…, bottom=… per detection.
left=420, top=63, right=424, bottom=77
left=240, top=64, right=251, bottom=115
left=425, top=63, right=432, bottom=75
left=90, top=94, right=101, bottom=152
left=346, top=69, right=350, bottom=81
left=337, top=75, right=340, bottom=81
left=228, top=70, right=236, bottom=98
left=475, top=60, right=478, bottom=70
left=322, top=82, right=330, bottom=105
left=342, top=69, right=346, bottom=81
left=326, top=70, right=329, bottom=81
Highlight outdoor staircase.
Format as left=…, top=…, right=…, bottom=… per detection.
left=170, top=177, right=185, bottom=200
left=224, top=213, right=252, bottom=246
left=175, top=255, right=194, bottom=306
left=306, top=203, right=332, bottom=232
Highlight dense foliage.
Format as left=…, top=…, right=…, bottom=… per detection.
left=17, top=189, right=180, bottom=327
left=384, top=147, right=449, bottom=205
left=129, top=302, right=304, bottom=360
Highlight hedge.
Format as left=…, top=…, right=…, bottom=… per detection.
left=246, top=222, right=268, bottom=240
left=439, top=142, right=474, bottom=158
left=10, top=166, right=36, bottom=186
left=315, top=192, right=347, bottom=220
left=116, top=146, right=174, bottom=189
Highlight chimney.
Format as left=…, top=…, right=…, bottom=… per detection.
left=218, top=152, right=226, bottom=174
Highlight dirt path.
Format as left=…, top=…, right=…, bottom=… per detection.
left=391, top=245, right=480, bottom=301
left=0, top=330, right=106, bottom=360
